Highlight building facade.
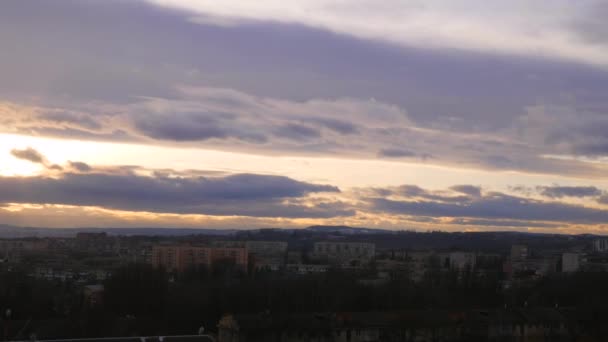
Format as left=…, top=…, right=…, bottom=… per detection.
left=151, top=245, right=248, bottom=273
left=312, top=242, right=375, bottom=266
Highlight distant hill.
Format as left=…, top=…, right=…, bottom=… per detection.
left=0, top=224, right=237, bottom=238
left=305, top=225, right=395, bottom=234
left=0, top=224, right=396, bottom=239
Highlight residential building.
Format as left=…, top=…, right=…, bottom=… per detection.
left=246, top=241, right=288, bottom=270
left=511, top=245, right=528, bottom=261
left=562, top=253, right=582, bottom=273
left=151, top=245, right=248, bottom=273
left=449, top=252, right=476, bottom=271
left=312, top=242, right=375, bottom=266
left=592, top=239, right=608, bottom=253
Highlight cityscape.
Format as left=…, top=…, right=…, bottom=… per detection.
left=2, top=0, right=608, bottom=341
left=3, top=226, right=608, bottom=341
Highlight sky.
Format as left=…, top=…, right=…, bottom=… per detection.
left=1, top=0, right=608, bottom=233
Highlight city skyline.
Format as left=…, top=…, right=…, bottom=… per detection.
left=2, top=0, right=608, bottom=233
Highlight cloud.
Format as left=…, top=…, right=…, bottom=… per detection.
left=372, top=184, right=474, bottom=204
left=449, top=185, right=482, bottom=197
left=38, top=111, right=102, bottom=131
left=10, top=147, right=62, bottom=171
left=11, top=147, right=45, bottom=164
left=274, top=123, right=321, bottom=141
left=146, top=0, right=608, bottom=68
left=6, top=85, right=608, bottom=180
left=368, top=190, right=608, bottom=224
left=537, top=185, right=603, bottom=198
left=2, top=0, right=608, bottom=180
left=377, top=148, right=417, bottom=158
left=0, top=170, right=348, bottom=218
left=446, top=218, right=561, bottom=229
left=68, top=161, right=92, bottom=173
left=306, top=118, right=359, bottom=135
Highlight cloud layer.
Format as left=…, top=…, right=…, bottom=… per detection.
left=2, top=1, right=608, bottom=232
left=148, top=0, right=608, bottom=68
left=364, top=184, right=608, bottom=225
left=0, top=162, right=348, bottom=218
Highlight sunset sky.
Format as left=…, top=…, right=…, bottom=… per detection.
left=2, top=0, right=608, bottom=233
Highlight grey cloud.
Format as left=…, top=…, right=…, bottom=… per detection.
left=3, top=0, right=608, bottom=178
left=573, top=141, right=608, bottom=156
left=134, top=113, right=229, bottom=142
left=369, top=191, right=608, bottom=224
left=274, top=123, right=321, bottom=141
left=69, top=161, right=92, bottom=173
left=537, top=185, right=603, bottom=198
left=11, top=147, right=45, bottom=164
left=306, top=118, right=359, bottom=135
left=397, top=185, right=426, bottom=197
left=27, top=127, right=135, bottom=143
left=38, top=111, right=102, bottom=130
left=597, top=195, right=608, bottom=205
left=0, top=172, right=346, bottom=218
left=378, top=148, right=417, bottom=158
left=10, top=147, right=63, bottom=171
left=48, top=164, right=64, bottom=171
left=447, top=218, right=560, bottom=229
left=569, top=2, right=608, bottom=45
left=449, top=185, right=482, bottom=197
left=394, top=185, right=473, bottom=203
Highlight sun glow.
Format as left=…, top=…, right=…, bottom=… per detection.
left=0, top=134, right=47, bottom=176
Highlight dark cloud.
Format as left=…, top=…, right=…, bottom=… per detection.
left=395, top=185, right=472, bottom=203
left=569, top=2, right=608, bottom=45
left=131, top=111, right=268, bottom=143
left=306, top=118, right=359, bottom=135
left=0, top=172, right=346, bottom=218
left=573, top=141, right=608, bottom=156
left=132, top=113, right=228, bottom=141
left=48, top=164, right=64, bottom=171
left=480, top=155, right=513, bottom=168
left=449, top=185, right=482, bottom=197
left=2, top=0, right=608, bottom=179
left=537, top=185, right=602, bottom=198
left=597, top=195, right=608, bottom=205
left=10, top=147, right=63, bottom=171
left=447, top=218, right=560, bottom=229
left=38, top=111, right=102, bottom=130
left=10, top=147, right=45, bottom=164
left=397, top=185, right=426, bottom=197
left=26, top=127, right=135, bottom=143
left=377, top=148, right=417, bottom=158
left=69, top=161, right=92, bottom=172
left=274, top=123, right=321, bottom=141
left=368, top=191, right=608, bottom=224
